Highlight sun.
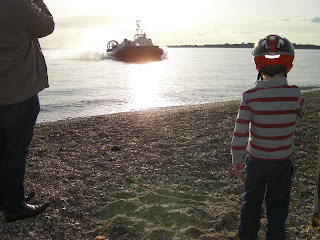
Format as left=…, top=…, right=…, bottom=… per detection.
left=77, top=0, right=207, bottom=50
left=108, top=0, right=204, bottom=33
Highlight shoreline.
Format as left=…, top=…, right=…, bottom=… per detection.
left=37, top=100, right=240, bottom=125
left=0, top=91, right=320, bottom=239
left=38, top=89, right=320, bottom=125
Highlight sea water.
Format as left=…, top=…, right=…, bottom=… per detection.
left=38, top=48, right=320, bottom=122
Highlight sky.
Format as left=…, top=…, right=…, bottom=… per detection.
left=40, top=0, right=320, bottom=49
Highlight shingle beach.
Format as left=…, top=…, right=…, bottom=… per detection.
left=1, top=90, right=320, bottom=239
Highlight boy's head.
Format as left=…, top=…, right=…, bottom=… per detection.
left=252, top=35, right=294, bottom=80
left=260, top=64, right=287, bottom=78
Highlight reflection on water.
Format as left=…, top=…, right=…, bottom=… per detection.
left=127, top=61, right=170, bottom=110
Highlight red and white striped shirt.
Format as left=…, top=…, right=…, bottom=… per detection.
left=231, top=77, right=305, bottom=164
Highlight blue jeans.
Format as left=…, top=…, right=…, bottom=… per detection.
left=238, top=155, right=293, bottom=240
left=0, top=95, right=40, bottom=214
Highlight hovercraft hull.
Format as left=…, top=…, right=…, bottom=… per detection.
left=110, top=46, right=164, bottom=62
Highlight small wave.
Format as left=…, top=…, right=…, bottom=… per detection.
left=161, top=46, right=169, bottom=59
left=299, top=86, right=320, bottom=92
left=41, top=98, right=127, bottom=110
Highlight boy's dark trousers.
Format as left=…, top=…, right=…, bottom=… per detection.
left=238, top=155, right=293, bottom=240
left=0, top=95, right=40, bottom=214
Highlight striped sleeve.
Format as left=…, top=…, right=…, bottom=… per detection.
left=297, top=90, right=305, bottom=121
left=231, top=95, right=251, bottom=164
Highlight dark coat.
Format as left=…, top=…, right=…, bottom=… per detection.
left=0, top=0, right=54, bottom=105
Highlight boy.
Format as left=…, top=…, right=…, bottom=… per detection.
left=231, top=35, right=305, bottom=240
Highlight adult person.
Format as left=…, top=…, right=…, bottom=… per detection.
left=0, top=0, right=55, bottom=222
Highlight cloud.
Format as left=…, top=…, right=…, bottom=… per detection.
left=311, top=17, right=320, bottom=23
left=239, top=32, right=254, bottom=35
left=192, top=33, right=205, bottom=36
left=280, top=17, right=308, bottom=22
left=280, top=17, right=320, bottom=23
left=56, top=15, right=122, bottom=29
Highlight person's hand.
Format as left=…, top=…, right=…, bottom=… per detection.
left=233, top=163, right=244, bottom=177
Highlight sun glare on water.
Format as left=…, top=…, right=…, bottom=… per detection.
left=127, top=62, right=170, bottom=110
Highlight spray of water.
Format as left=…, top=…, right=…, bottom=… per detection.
left=44, top=45, right=168, bottom=61
left=43, top=48, right=119, bottom=61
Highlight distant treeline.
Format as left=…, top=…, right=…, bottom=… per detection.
left=168, top=43, right=320, bottom=50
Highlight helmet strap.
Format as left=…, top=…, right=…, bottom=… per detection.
left=257, top=70, right=263, bottom=80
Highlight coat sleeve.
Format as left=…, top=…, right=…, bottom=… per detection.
left=8, top=0, right=55, bottom=38
left=231, top=94, right=251, bottom=164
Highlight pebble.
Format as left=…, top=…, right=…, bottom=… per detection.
left=0, top=91, right=319, bottom=239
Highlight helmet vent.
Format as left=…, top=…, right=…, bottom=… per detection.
left=267, top=35, right=278, bottom=52
left=278, top=39, right=284, bottom=48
